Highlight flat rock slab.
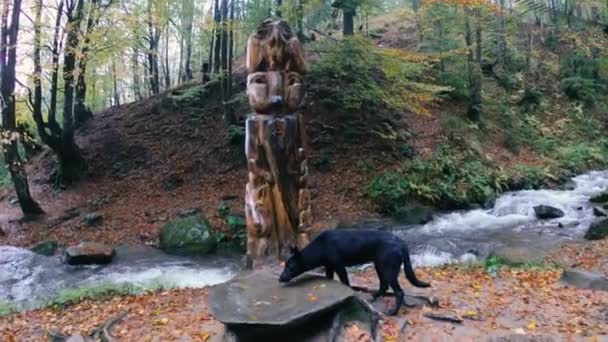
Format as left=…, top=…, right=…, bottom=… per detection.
left=64, top=242, right=115, bottom=265
left=560, top=269, right=608, bottom=291
left=208, top=270, right=355, bottom=326
left=491, top=246, right=556, bottom=265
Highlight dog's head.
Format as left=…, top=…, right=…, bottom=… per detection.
left=279, top=246, right=305, bottom=283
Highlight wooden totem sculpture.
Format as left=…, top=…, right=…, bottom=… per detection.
left=244, top=19, right=312, bottom=264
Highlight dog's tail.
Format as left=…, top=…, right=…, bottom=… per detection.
left=402, top=246, right=431, bottom=288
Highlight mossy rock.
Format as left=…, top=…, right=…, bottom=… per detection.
left=590, top=192, right=608, bottom=204
left=159, top=214, right=217, bottom=256
left=30, top=240, right=59, bottom=256
left=584, top=219, right=608, bottom=240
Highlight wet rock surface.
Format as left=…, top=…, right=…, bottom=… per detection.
left=209, top=270, right=355, bottom=326
left=533, top=205, right=565, bottom=220
left=64, top=242, right=115, bottom=265
left=560, top=269, right=608, bottom=291
left=209, top=270, right=385, bottom=342
left=585, top=219, right=608, bottom=240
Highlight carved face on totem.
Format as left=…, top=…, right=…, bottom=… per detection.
left=246, top=19, right=306, bottom=115
left=247, top=71, right=304, bottom=114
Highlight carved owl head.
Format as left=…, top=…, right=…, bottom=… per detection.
left=246, top=19, right=306, bottom=74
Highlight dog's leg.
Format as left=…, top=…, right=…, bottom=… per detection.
left=372, top=263, right=388, bottom=301
left=335, top=267, right=350, bottom=287
left=388, top=279, right=404, bottom=316
left=325, top=266, right=334, bottom=280
left=371, top=282, right=388, bottom=302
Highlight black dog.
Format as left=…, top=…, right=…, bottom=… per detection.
left=279, top=229, right=430, bottom=315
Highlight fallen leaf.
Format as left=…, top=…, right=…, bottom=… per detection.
left=528, top=320, right=536, bottom=330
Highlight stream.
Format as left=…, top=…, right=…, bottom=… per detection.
left=397, top=170, right=608, bottom=266
left=1, top=170, right=607, bottom=311
left=0, top=245, right=240, bottom=311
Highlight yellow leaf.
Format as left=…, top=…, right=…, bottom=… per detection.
left=471, top=283, right=482, bottom=290
left=156, top=317, right=169, bottom=325
left=200, top=332, right=212, bottom=342
left=528, top=320, right=536, bottom=330
left=465, top=310, right=477, bottom=316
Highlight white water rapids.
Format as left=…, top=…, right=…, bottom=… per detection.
left=401, top=170, right=608, bottom=266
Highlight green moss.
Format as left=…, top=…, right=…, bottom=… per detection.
left=45, top=283, right=150, bottom=310
left=159, top=215, right=218, bottom=256
left=0, top=302, right=17, bottom=317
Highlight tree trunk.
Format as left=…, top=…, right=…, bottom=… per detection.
left=343, top=9, right=354, bottom=36
left=164, top=23, right=171, bottom=88
left=497, top=0, right=507, bottom=70
left=147, top=0, right=160, bottom=94
left=0, top=0, right=44, bottom=216
left=475, top=8, right=482, bottom=64
left=132, top=46, right=142, bottom=100
left=213, top=0, right=221, bottom=73
left=74, top=0, right=99, bottom=127
left=60, top=0, right=87, bottom=184
left=112, top=59, right=120, bottom=106
left=49, top=0, right=64, bottom=130
left=184, top=0, right=194, bottom=81
left=465, top=10, right=481, bottom=123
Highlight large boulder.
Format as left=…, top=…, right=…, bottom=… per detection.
left=159, top=214, right=217, bottom=255
left=209, top=271, right=355, bottom=326
left=584, top=219, right=608, bottom=240
left=533, top=205, right=564, bottom=220
left=209, top=270, right=381, bottom=342
left=30, top=240, right=59, bottom=256
left=560, top=269, right=608, bottom=291
left=64, top=242, right=115, bottom=265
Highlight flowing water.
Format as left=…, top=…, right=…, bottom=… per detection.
left=1, top=170, right=607, bottom=311
left=0, top=245, right=239, bottom=311
left=397, top=170, right=608, bottom=266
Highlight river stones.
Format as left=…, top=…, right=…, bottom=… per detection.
left=64, top=242, right=115, bottom=265
left=590, top=192, right=608, bottom=204
left=560, top=269, right=608, bottom=291
left=159, top=214, right=217, bottom=256
left=393, top=204, right=435, bottom=225
left=594, top=207, right=607, bottom=217
left=533, top=205, right=564, bottom=220
left=584, top=219, right=608, bottom=240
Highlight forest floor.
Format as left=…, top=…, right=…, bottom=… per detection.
left=1, top=11, right=608, bottom=342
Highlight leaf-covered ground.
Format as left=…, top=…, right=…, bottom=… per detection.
left=2, top=240, right=607, bottom=341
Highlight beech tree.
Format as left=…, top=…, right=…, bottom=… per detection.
left=1, top=0, right=44, bottom=215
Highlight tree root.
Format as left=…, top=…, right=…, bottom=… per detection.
left=47, top=312, right=127, bottom=342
